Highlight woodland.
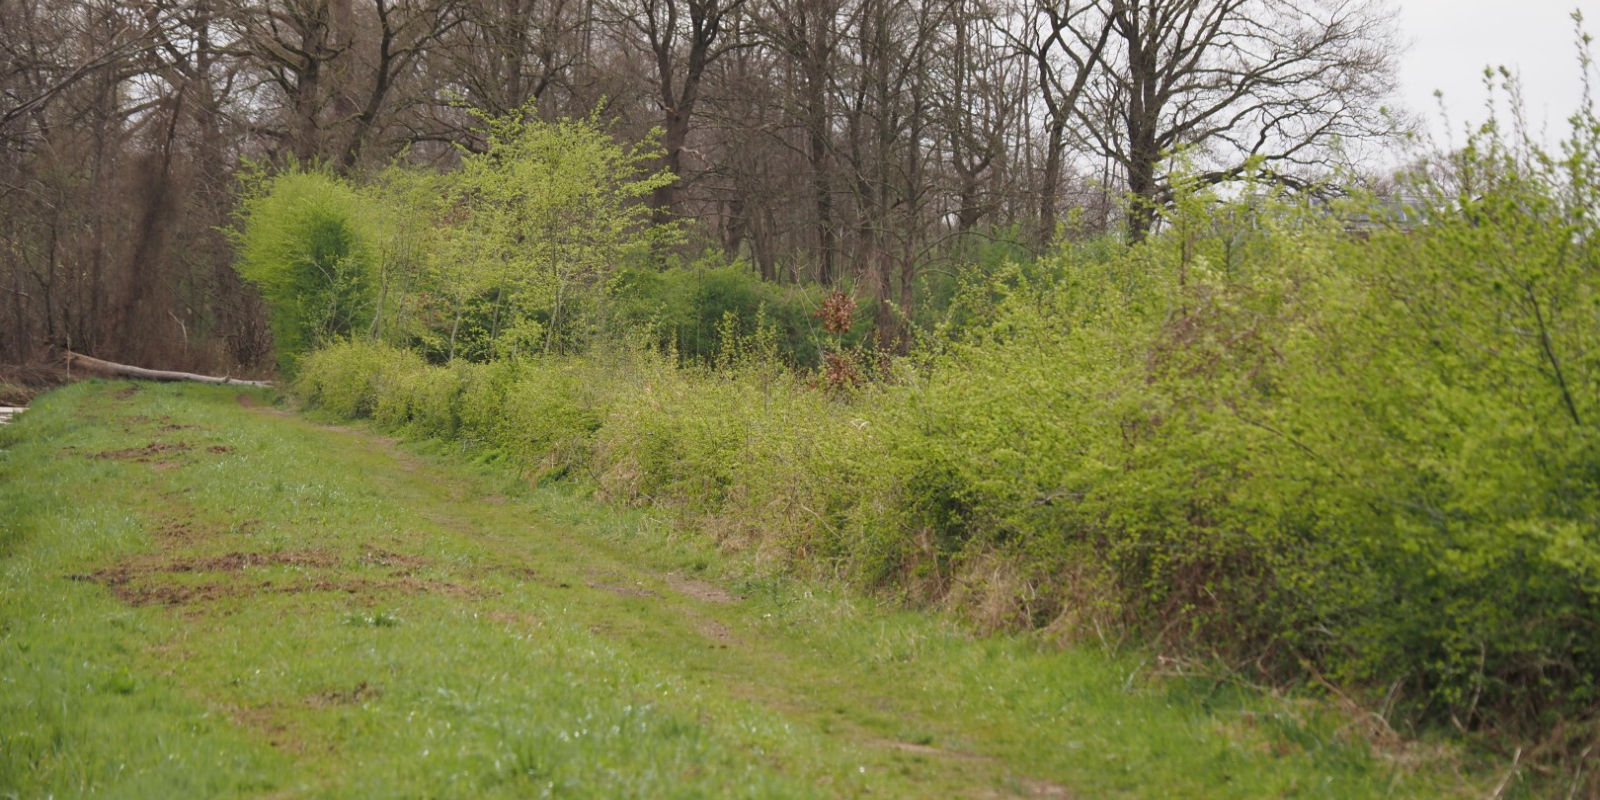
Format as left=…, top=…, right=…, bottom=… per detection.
left=4, top=0, right=1600, bottom=782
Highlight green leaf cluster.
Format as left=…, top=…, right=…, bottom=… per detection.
left=230, top=167, right=378, bottom=373
left=231, top=110, right=674, bottom=370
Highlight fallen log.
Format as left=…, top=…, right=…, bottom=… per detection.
left=65, top=351, right=273, bottom=388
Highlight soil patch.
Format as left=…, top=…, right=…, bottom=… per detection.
left=360, top=548, right=429, bottom=569
left=305, top=681, right=382, bottom=708
left=78, top=550, right=340, bottom=594
left=667, top=573, right=740, bottom=604
left=79, top=570, right=478, bottom=608
left=91, top=441, right=192, bottom=461
left=153, top=518, right=234, bottom=545
left=160, top=550, right=339, bottom=573
left=590, top=581, right=662, bottom=599
left=68, top=549, right=482, bottom=608
left=225, top=703, right=304, bottom=753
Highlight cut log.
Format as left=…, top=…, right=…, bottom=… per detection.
left=65, top=351, right=274, bottom=388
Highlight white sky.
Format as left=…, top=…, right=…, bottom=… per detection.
left=1395, top=0, right=1598, bottom=149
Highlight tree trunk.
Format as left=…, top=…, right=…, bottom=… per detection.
left=66, top=351, right=272, bottom=387
left=1040, top=118, right=1065, bottom=245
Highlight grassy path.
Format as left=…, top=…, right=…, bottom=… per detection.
left=0, top=382, right=1493, bottom=798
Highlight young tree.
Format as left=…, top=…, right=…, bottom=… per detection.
left=429, top=111, right=674, bottom=358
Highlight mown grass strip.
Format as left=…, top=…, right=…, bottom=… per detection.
left=0, top=381, right=1514, bottom=798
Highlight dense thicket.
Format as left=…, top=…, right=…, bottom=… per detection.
left=289, top=92, right=1600, bottom=767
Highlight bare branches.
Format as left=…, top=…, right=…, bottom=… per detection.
left=1077, top=0, right=1400, bottom=240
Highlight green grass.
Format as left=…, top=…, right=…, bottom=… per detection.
left=0, top=381, right=1515, bottom=798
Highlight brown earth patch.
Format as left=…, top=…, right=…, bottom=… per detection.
left=74, top=548, right=478, bottom=608
left=305, top=681, right=382, bottom=708
left=699, top=620, right=738, bottom=648
left=91, top=441, right=192, bottom=461
left=89, top=550, right=338, bottom=580
left=153, top=519, right=208, bottom=544
left=206, top=445, right=234, bottom=454
left=667, top=573, right=740, bottom=604
left=84, top=573, right=477, bottom=607
left=226, top=703, right=304, bottom=753
left=589, top=581, right=662, bottom=599
left=360, top=549, right=428, bottom=569
left=114, top=385, right=140, bottom=400
left=163, top=550, right=339, bottom=573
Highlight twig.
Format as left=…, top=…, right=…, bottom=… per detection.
left=1489, top=747, right=1522, bottom=800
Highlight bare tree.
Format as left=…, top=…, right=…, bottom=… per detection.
left=1081, top=0, right=1398, bottom=241
left=222, top=0, right=461, bottom=168
left=1003, top=0, right=1111, bottom=244
left=750, top=0, right=852, bottom=282
left=604, top=0, right=751, bottom=221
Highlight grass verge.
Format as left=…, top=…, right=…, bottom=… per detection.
left=0, top=381, right=1524, bottom=798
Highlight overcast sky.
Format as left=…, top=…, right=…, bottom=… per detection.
left=1396, top=0, right=1597, bottom=149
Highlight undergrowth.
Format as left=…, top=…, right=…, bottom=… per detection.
left=278, top=52, right=1600, bottom=785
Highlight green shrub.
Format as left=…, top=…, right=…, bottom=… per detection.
left=231, top=168, right=378, bottom=373
left=418, top=111, right=674, bottom=361
left=610, top=259, right=835, bottom=367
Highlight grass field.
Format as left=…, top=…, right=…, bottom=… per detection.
left=0, top=381, right=1517, bottom=798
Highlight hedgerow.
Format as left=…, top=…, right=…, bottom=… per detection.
left=277, top=94, right=1600, bottom=763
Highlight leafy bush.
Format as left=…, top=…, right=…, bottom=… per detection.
left=610, top=258, right=839, bottom=366
left=231, top=168, right=378, bottom=373
left=418, top=111, right=673, bottom=361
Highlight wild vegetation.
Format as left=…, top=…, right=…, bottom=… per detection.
left=0, top=381, right=1506, bottom=797
left=274, top=64, right=1600, bottom=783
left=5, top=0, right=1600, bottom=791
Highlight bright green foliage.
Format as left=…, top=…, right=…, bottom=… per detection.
left=229, top=113, right=673, bottom=371
left=231, top=167, right=378, bottom=373
left=423, top=111, right=674, bottom=361
left=296, top=99, right=1600, bottom=747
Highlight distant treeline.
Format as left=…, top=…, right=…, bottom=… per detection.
left=1, top=0, right=1405, bottom=369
